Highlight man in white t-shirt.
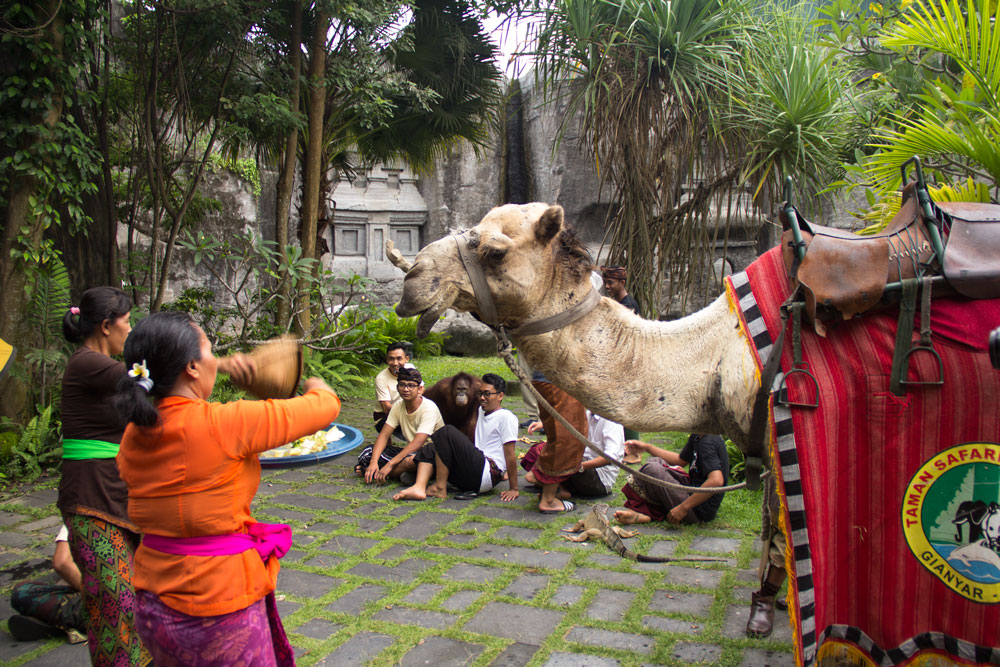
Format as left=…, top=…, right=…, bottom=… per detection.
left=372, top=342, right=412, bottom=435
left=524, top=410, right=625, bottom=498
left=394, top=373, right=520, bottom=501
left=361, top=366, right=445, bottom=484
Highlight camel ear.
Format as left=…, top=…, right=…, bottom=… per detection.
left=535, top=205, right=564, bottom=243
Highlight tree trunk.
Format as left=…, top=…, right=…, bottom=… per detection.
left=0, top=0, right=66, bottom=420
left=297, top=5, right=328, bottom=335
left=275, top=0, right=302, bottom=331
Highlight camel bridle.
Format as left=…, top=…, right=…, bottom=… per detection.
left=453, top=233, right=601, bottom=336
left=452, top=231, right=762, bottom=495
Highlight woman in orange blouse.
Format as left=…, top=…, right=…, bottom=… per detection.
left=115, top=311, right=340, bottom=666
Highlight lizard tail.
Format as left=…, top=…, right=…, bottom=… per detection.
left=635, top=554, right=728, bottom=563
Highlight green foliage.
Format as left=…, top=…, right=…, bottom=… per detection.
left=22, top=255, right=73, bottom=407
left=865, top=0, right=1000, bottom=193
left=302, top=349, right=368, bottom=397
left=354, top=308, right=446, bottom=366
left=0, top=406, right=61, bottom=483
left=357, top=0, right=504, bottom=169
left=173, top=230, right=303, bottom=348
left=206, top=153, right=262, bottom=197
left=817, top=0, right=1000, bottom=212
left=726, top=14, right=858, bottom=202
left=0, top=0, right=103, bottom=261
left=726, top=438, right=746, bottom=482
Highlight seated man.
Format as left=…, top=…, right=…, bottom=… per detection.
left=359, top=367, right=444, bottom=483
left=372, top=342, right=413, bottom=438
left=395, top=373, right=519, bottom=502
left=523, top=410, right=625, bottom=498
left=614, top=433, right=729, bottom=525
left=8, top=524, right=85, bottom=642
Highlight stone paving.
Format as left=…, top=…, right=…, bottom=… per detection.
left=0, top=403, right=796, bottom=666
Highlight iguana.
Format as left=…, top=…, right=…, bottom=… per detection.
left=561, top=503, right=727, bottom=563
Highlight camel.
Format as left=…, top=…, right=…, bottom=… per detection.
left=388, top=204, right=1000, bottom=666
left=389, top=203, right=761, bottom=455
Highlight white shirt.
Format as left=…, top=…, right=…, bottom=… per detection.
left=583, top=410, right=625, bottom=491
left=386, top=397, right=445, bottom=443
left=373, top=363, right=415, bottom=411
left=474, top=406, right=518, bottom=492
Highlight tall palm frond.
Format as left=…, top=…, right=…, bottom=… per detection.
left=530, top=0, right=820, bottom=315
left=866, top=0, right=1000, bottom=194
left=727, top=19, right=858, bottom=204
left=356, top=0, right=504, bottom=171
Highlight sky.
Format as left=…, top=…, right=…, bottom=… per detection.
left=482, top=12, right=539, bottom=78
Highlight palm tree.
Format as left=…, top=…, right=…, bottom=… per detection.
left=865, top=0, right=1000, bottom=198
left=528, top=0, right=858, bottom=315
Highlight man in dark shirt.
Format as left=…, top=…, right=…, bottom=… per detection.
left=614, top=433, right=730, bottom=524
left=602, top=266, right=640, bottom=315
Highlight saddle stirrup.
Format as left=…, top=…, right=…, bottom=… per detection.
left=777, top=302, right=820, bottom=409
left=900, top=276, right=944, bottom=389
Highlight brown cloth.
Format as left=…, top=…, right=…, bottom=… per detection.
left=57, top=347, right=135, bottom=531
left=531, top=381, right=587, bottom=481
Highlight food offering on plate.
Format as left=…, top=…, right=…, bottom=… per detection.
left=260, top=424, right=345, bottom=459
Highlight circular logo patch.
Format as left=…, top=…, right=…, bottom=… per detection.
left=902, top=442, right=1000, bottom=604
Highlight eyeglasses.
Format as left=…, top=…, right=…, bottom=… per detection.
left=397, top=382, right=420, bottom=390
left=476, top=390, right=500, bottom=398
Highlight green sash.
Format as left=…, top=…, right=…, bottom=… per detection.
left=62, top=438, right=119, bottom=460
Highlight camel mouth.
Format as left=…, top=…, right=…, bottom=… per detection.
left=415, top=306, right=447, bottom=338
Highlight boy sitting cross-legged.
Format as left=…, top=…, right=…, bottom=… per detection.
left=394, top=373, right=520, bottom=501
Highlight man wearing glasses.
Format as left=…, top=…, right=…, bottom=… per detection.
left=394, top=373, right=519, bottom=502
left=360, top=367, right=444, bottom=484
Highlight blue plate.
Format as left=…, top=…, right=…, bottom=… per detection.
left=260, top=423, right=364, bottom=468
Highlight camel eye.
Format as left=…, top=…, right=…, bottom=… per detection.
left=484, top=246, right=507, bottom=263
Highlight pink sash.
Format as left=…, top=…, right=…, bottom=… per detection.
left=142, top=522, right=292, bottom=562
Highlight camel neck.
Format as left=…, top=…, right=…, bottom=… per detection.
left=517, top=293, right=748, bottom=439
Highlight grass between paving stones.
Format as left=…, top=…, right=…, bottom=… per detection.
left=0, top=355, right=791, bottom=666
left=249, top=391, right=789, bottom=666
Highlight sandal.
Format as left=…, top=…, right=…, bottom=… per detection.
left=539, top=499, right=576, bottom=514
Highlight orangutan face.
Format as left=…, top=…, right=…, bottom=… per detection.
left=453, top=377, right=472, bottom=407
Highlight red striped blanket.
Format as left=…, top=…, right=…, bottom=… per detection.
left=727, top=246, right=1000, bottom=666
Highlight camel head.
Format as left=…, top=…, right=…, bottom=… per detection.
left=396, top=203, right=594, bottom=337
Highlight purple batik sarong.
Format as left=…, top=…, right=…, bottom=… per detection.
left=135, top=522, right=295, bottom=666
left=135, top=590, right=294, bottom=667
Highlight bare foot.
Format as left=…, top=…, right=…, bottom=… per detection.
left=426, top=483, right=447, bottom=499
left=524, top=471, right=537, bottom=485
left=614, top=509, right=652, bottom=525
left=556, top=485, right=571, bottom=500
left=393, top=486, right=426, bottom=501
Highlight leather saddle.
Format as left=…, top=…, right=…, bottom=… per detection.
left=779, top=183, right=1000, bottom=330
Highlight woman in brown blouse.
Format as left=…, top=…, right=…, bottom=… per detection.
left=59, top=286, right=149, bottom=666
